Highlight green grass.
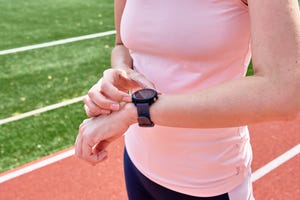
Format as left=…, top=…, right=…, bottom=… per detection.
left=246, top=61, right=254, bottom=76
left=0, top=0, right=115, bottom=173
left=0, top=35, right=115, bottom=171
left=0, top=103, right=85, bottom=172
left=0, top=36, right=114, bottom=119
left=0, top=0, right=114, bottom=50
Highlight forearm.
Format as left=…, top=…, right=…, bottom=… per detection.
left=147, top=75, right=299, bottom=128
left=146, top=0, right=300, bottom=128
left=118, top=0, right=300, bottom=128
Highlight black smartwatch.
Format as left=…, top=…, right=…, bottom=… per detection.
left=132, top=88, right=158, bottom=127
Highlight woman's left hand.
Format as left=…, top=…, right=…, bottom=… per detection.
left=75, top=103, right=136, bottom=165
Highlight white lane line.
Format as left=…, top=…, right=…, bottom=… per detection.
left=0, top=30, right=116, bottom=55
left=0, top=96, right=84, bottom=125
left=0, top=144, right=299, bottom=184
left=251, top=143, right=300, bottom=182
left=0, top=149, right=74, bottom=183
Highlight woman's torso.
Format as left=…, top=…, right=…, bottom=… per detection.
left=121, top=0, right=252, bottom=197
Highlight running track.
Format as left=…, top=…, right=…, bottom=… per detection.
left=0, top=115, right=299, bottom=200
left=0, top=31, right=299, bottom=200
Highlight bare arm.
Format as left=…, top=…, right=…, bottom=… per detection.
left=125, top=0, right=300, bottom=128
left=111, top=0, right=132, bottom=70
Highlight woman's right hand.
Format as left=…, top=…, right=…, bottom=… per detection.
left=83, top=68, right=155, bottom=117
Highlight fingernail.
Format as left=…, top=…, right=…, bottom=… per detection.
left=110, top=103, right=120, bottom=110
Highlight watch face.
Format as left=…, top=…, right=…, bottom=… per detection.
left=134, top=88, right=156, bottom=99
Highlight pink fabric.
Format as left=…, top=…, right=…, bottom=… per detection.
left=121, top=0, right=252, bottom=197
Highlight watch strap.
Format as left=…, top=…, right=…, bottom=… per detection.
left=136, top=103, right=154, bottom=127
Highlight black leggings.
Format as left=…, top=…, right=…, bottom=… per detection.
left=123, top=148, right=230, bottom=200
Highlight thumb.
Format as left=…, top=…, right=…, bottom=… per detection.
left=127, top=72, right=156, bottom=89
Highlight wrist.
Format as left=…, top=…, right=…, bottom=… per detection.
left=120, top=102, right=138, bottom=126
left=131, top=88, right=158, bottom=127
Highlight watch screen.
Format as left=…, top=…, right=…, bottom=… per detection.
left=135, top=89, right=155, bottom=99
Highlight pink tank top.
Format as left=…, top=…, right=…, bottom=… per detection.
left=121, top=0, right=252, bottom=196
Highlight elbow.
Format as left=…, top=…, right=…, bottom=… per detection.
left=271, top=83, right=300, bottom=121
left=254, top=64, right=300, bottom=121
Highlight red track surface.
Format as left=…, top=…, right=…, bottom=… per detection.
left=1, top=116, right=299, bottom=200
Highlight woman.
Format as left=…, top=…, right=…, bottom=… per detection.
left=75, top=0, right=300, bottom=199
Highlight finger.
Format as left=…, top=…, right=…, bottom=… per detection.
left=83, top=96, right=102, bottom=114
left=100, top=79, right=131, bottom=103
left=82, top=140, right=94, bottom=162
left=127, top=72, right=156, bottom=90
left=102, top=69, right=132, bottom=98
left=96, top=150, right=108, bottom=162
left=75, top=119, right=90, bottom=158
left=87, top=89, right=122, bottom=112
left=81, top=141, right=108, bottom=164
left=87, top=150, right=108, bottom=165
left=84, top=104, right=97, bottom=117
left=83, top=95, right=111, bottom=117
left=84, top=104, right=111, bottom=118
left=75, top=132, right=83, bottom=158
left=92, top=140, right=110, bottom=154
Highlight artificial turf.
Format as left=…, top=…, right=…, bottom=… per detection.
left=0, top=0, right=114, bottom=50
left=0, top=0, right=115, bottom=172
left=0, top=102, right=85, bottom=172
left=0, top=36, right=114, bottom=119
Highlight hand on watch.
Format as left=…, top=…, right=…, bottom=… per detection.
left=83, top=68, right=155, bottom=117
